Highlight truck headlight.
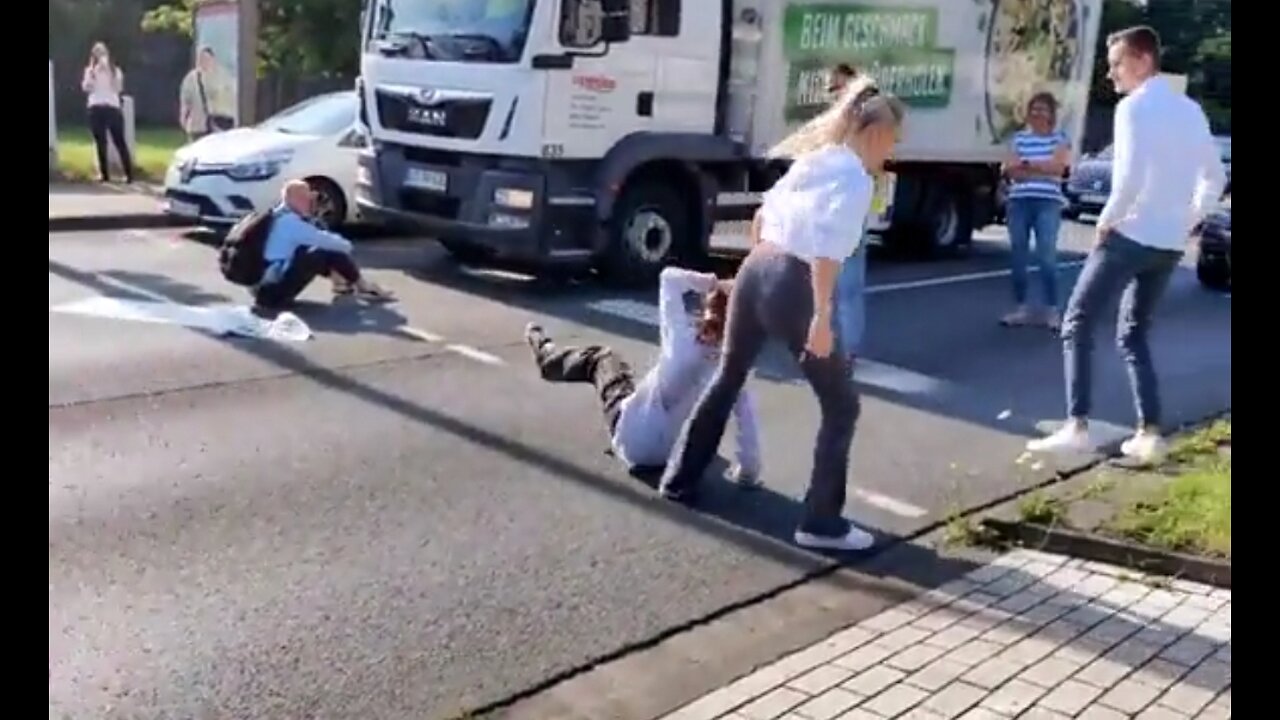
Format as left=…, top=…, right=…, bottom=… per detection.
left=493, top=187, right=534, bottom=210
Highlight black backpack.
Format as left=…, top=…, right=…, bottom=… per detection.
left=218, top=210, right=276, bottom=286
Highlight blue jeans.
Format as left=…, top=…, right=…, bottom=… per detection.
left=831, top=247, right=868, bottom=358
left=1061, top=230, right=1182, bottom=427
left=1006, top=197, right=1063, bottom=308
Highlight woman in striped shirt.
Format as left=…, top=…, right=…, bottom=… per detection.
left=1000, top=92, right=1071, bottom=329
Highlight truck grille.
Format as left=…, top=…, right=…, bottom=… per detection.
left=375, top=88, right=491, bottom=140
left=401, top=190, right=460, bottom=220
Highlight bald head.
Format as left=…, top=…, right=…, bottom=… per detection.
left=282, top=180, right=314, bottom=216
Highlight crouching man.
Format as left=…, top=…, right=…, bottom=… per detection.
left=254, top=179, right=393, bottom=312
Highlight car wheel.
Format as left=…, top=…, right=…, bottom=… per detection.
left=306, top=177, right=348, bottom=230
left=1196, top=255, right=1231, bottom=291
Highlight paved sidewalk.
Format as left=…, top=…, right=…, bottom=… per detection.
left=49, top=183, right=189, bottom=232
left=663, top=550, right=1230, bottom=720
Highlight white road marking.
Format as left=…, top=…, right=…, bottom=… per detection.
left=853, top=489, right=929, bottom=519
left=584, top=298, right=962, bottom=402
left=396, top=326, right=444, bottom=343
left=865, top=261, right=1086, bottom=295
left=445, top=343, right=506, bottom=366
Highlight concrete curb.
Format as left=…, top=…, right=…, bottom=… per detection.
left=49, top=214, right=198, bottom=233
left=980, top=517, right=1231, bottom=589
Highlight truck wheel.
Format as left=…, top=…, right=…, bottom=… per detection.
left=602, top=182, right=690, bottom=286
left=924, top=186, right=974, bottom=257
left=883, top=180, right=974, bottom=258
left=439, top=237, right=494, bottom=266
left=1196, top=255, right=1231, bottom=291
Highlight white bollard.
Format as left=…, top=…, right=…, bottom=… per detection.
left=49, top=60, right=57, bottom=173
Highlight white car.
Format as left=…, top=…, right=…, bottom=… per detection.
left=162, top=90, right=366, bottom=229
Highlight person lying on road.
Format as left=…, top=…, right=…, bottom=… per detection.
left=253, top=180, right=393, bottom=313
left=524, top=266, right=761, bottom=485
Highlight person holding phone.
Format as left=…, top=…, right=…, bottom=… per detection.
left=81, top=42, right=134, bottom=184
left=659, top=77, right=906, bottom=552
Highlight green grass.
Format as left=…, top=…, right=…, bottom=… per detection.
left=55, top=125, right=187, bottom=182
left=1018, top=490, right=1068, bottom=526
left=1107, top=420, right=1231, bottom=558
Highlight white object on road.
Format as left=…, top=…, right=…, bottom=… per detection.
left=49, top=296, right=312, bottom=342
left=162, top=91, right=365, bottom=228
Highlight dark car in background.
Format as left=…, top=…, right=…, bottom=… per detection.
left=1063, top=145, right=1115, bottom=219
left=1196, top=197, right=1231, bottom=291
left=1064, top=135, right=1230, bottom=220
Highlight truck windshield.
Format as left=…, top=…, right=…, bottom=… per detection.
left=367, top=0, right=535, bottom=63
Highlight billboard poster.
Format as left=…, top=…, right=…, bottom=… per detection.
left=774, top=1, right=1101, bottom=159
left=193, top=0, right=240, bottom=125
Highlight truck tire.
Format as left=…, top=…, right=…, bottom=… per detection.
left=601, top=181, right=691, bottom=286
left=885, top=181, right=974, bottom=258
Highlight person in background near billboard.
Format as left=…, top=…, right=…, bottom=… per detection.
left=81, top=42, right=134, bottom=184
left=825, top=63, right=872, bottom=364
left=999, top=92, right=1070, bottom=329
left=1027, top=26, right=1226, bottom=463
left=179, top=47, right=235, bottom=141
left=663, top=77, right=906, bottom=552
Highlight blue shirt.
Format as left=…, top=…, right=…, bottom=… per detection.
left=1008, top=130, right=1068, bottom=204
left=259, top=206, right=354, bottom=285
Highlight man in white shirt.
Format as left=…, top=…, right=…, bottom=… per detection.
left=1028, top=26, right=1226, bottom=462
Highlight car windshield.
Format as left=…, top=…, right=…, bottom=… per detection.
left=258, top=93, right=357, bottom=136
left=366, top=0, right=535, bottom=63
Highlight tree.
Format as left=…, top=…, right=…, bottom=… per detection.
left=142, top=0, right=361, bottom=79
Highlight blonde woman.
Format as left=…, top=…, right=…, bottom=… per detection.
left=81, top=42, right=134, bottom=183
left=660, top=77, right=906, bottom=552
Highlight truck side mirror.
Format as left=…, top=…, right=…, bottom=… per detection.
left=599, top=0, right=632, bottom=44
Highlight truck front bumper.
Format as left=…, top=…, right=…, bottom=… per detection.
left=355, top=147, right=596, bottom=263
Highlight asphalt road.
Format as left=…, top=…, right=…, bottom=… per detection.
left=48, top=222, right=1231, bottom=719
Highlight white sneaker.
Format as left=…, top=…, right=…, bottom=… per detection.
left=728, top=464, right=763, bottom=490
left=795, top=523, right=876, bottom=552
left=1121, top=432, right=1168, bottom=464
left=1026, top=423, right=1093, bottom=454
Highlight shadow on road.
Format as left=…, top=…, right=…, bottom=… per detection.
left=49, top=255, right=1230, bottom=717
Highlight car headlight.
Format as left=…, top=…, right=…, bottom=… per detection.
left=227, top=152, right=294, bottom=181
left=493, top=187, right=534, bottom=210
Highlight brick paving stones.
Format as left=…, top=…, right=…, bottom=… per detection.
left=661, top=550, right=1230, bottom=720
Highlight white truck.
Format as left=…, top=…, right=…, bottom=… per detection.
left=356, top=0, right=1102, bottom=285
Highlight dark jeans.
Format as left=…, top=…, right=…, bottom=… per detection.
left=532, top=341, right=637, bottom=434
left=1061, top=230, right=1182, bottom=427
left=1006, top=197, right=1062, bottom=307
left=87, top=105, right=134, bottom=182
left=254, top=247, right=360, bottom=309
left=660, top=246, right=859, bottom=538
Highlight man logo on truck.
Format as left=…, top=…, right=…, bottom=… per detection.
left=408, top=107, right=447, bottom=128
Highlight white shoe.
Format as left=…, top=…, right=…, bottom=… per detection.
left=1121, top=432, right=1167, bottom=464
left=795, top=523, right=876, bottom=552
left=1026, top=423, right=1093, bottom=454
left=728, top=463, right=763, bottom=490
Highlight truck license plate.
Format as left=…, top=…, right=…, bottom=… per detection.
left=1080, top=193, right=1107, bottom=205
left=406, top=167, right=448, bottom=193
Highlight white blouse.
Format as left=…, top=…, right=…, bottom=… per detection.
left=82, top=64, right=123, bottom=109
left=759, top=144, right=873, bottom=262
